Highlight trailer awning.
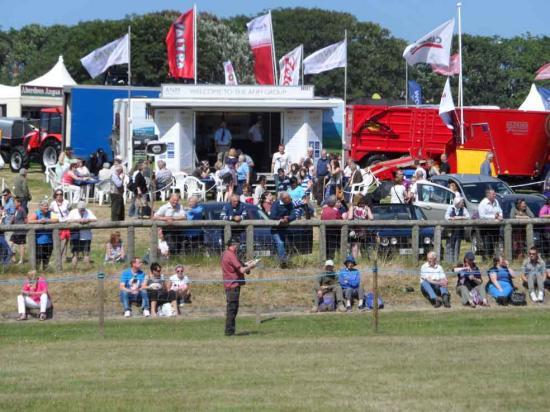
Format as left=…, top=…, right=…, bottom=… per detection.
left=145, top=98, right=341, bottom=110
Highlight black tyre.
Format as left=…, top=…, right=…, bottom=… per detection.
left=40, top=139, right=61, bottom=171
left=365, top=154, right=387, bottom=167
left=9, top=146, right=29, bottom=173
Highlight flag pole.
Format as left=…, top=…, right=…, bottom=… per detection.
left=269, top=10, right=278, bottom=85
left=405, top=61, right=409, bottom=107
left=194, top=4, right=198, bottom=84
left=344, top=30, right=348, bottom=104
left=457, top=0, right=465, bottom=145
left=300, top=44, right=304, bottom=86
left=127, top=25, right=133, bottom=168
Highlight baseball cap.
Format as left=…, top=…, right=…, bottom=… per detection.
left=1, top=188, right=10, bottom=195
left=324, top=259, right=335, bottom=267
left=464, top=251, right=475, bottom=261
left=77, top=201, right=87, bottom=210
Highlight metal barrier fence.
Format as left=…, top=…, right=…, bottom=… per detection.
left=0, top=218, right=548, bottom=271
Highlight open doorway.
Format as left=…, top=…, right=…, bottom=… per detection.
left=195, top=111, right=281, bottom=172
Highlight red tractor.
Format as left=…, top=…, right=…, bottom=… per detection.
left=8, top=107, right=63, bottom=172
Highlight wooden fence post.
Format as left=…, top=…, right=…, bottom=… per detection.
left=27, top=229, right=36, bottom=270
left=127, top=226, right=135, bottom=263
left=52, top=229, right=62, bottom=272
left=526, top=223, right=534, bottom=251
left=504, top=223, right=512, bottom=259
left=340, top=224, right=349, bottom=258
left=411, top=225, right=419, bottom=262
left=434, top=225, right=442, bottom=259
left=97, top=272, right=105, bottom=337
left=319, top=224, right=327, bottom=262
left=224, top=224, right=232, bottom=245
left=373, top=238, right=380, bottom=333
left=150, top=224, right=158, bottom=262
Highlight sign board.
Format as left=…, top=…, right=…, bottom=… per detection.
left=161, top=84, right=315, bottom=100
left=21, top=85, right=62, bottom=98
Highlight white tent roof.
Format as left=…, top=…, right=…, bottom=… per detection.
left=24, top=55, right=77, bottom=87
left=519, top=84, right=547, bottom=111
left=0, top=84, right=20, bottom=98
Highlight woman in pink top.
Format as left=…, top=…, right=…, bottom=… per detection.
left=539, top=198, right=550, bottom=218
left=62, top=162, right=79, bottom=185
left=17, top=270, right=52, bottom=320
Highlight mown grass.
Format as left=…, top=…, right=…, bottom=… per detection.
left=1, top=310, right=550, bottom=411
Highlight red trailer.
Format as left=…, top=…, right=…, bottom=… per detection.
left=347, top=104, right=550, bottom=181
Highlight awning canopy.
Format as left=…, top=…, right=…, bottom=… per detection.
left=146, top=97, right=341, bottom=110
left=24, top=56, right=77, bottom=88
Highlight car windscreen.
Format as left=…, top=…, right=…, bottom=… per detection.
left=461, top=182, right=513, bottom=204
left=502, top=198, right=545, bottom=218
left=372, top=205, right=412, bottom=220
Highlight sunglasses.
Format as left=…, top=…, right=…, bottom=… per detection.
left=55, top=193, right=63, bottom=196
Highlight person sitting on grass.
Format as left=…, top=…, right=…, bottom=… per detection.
left=521, top=247, right=546, bottom=303
left=486, top=255, right=516, bottom=305
left=105, top=231, right=125, bottom=263
left=147, top=262, right=177, bottom=317
left=169, top=264, right=192, bottom=310
left=16, top=270, right=52, bottom=321
left=454, top=251, right=488, bottom=307
left=312, top=259, right=346, bottom=313
left=338, top=256, right=364, bottom=312
left=119, top=257, right=150, bottom=318
left=420, top=251, right=451, bottom=308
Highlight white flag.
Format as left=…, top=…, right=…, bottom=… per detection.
left=439, top=78, right=455, bottom=129
left=81, top=34, right=129, bottom=78
left=403, top=19, right=455, bottom=67
left=223, top=61, right=238, bottom=86
left=279, top=45, right=302, bottom=86
left=303, top=39, right=347, bottom=75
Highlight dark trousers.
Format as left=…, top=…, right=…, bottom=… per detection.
left=225, top=286, right=241, bottom=336
left=111, top=193, right=125, bottom=221
left=36, top=243, right=53, bottom=269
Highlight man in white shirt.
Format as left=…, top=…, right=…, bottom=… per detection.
left=414, top=159, right=427, bottom=181
left=272, top=144, right=290, bottom=189
left=390, top=170, right=408, bottom=204
left=153, top=194, right=187, bottom=253
left=409, top=170, right=428, bottom=202
left=214, top=121, right=232, bottom=160
left=248, top=118, right=263, bottom=143
left=67, top=201, right=97, bottom=267
left=478, top=189, right=503, bottom=258
left=420, top=251, right=450, bottom=308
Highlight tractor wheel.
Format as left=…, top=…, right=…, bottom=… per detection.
left=40, top=139, right=61, bottom=171
left=9, top=146, right=29, bottom=173
left=365, top=154, right=387, bottom=166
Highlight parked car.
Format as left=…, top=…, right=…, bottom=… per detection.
left=169, top=201, right=313, bottom=257
left=411, top=180, right=456, bottom=220
left=361, top=204, right=435, bottom=256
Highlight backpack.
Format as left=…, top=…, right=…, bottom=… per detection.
left=318, top=291, right=336, bottom=312
left=510, top=291, right=527, bottom=306
left=365, top=292, right=384, bottom=310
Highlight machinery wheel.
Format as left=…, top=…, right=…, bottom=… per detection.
left=9, top=146, right=29, bottom=173
left=40, top=139, right=61, bottom=171
left=365, top=154, right=387, bottom=166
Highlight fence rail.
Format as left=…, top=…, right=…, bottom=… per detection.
left=0, top=218, right=548, bottom=271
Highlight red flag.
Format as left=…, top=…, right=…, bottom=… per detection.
left=166, top=9, right=195, bottom=79
left=431, top=53, right=460, bottom=76
left=247, top=13, right=276, bottom=85
left=535, top=63, right=550, bottom=81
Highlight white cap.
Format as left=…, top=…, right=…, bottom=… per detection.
left=324, top=259, right=334, bottom=267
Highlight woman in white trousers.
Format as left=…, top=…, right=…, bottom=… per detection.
left=17, top=270, right=52, bottom=321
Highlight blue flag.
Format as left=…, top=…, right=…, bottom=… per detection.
left=537, top=86, right=550, bottom=110
left=408, top=80, right=422, bottom=105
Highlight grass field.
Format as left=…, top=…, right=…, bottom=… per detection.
left=1, top=309, right=550, bottom=411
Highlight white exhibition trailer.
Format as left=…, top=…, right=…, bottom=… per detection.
left=139, top=84, right=345, bottom=173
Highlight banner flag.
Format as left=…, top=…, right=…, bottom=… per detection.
left=439, top=78, right=455, bottom=129
left=432, top=53, right=460, bottom=76
left=279, top=45, right=302, bottom=85
left=223, top=61, right=238, bottom=85
left=537, top=86, right=550, bottom=110
left=403, top=19, right=455, bottom=67
left=303, top=39, right=347, bottom=75
left=247, top=13, right=276, bottom=85
left=407, top=80, right=423, bottom=105
left=81, top=34, right=129, bottom=78
left=535, top=63, right=550, bottom=81
left=166, top=8, right=195, bottom=79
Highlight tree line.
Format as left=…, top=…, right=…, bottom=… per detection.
left=0, top=8, right=548, bottom=108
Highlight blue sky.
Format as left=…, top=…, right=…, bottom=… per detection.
left=2, top=0, right=549, bottom=41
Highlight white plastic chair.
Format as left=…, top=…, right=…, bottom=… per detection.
left=184, top=176, right=206, bottom=201
left=349, top=170, right=379, bottom=205
left=158, top=177, right=175, bottom=201
left=172, top=172, right=188, bottom=199
left=214, top=176, right=227, bottom=202
left=62, top=183, right=81, bottom=205
left=44, top=165, right=56, bottom=183
left=95, top=179, right=111, bottom=205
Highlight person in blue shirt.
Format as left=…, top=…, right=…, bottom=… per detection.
left=235, top=154, right=250, bottom=195
left=288, top=177, right=305, bottom=202
left=119, top=257, right=150, bottom=317
left=184, top=195, right=204, bottom=241
left=28, top=200, right=58, bottom=270
left=221, top=194, right=248, bottom=223
left=338, top=255, right=365, bottom=311
left=314, top=150, right=330, bottom=203
left=487, top=255, right=516, bottom=305
left=269, top=192, right=298, bottom=268
left=0, top=189, right=16, bottom=265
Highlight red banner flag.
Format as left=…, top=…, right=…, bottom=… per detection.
left=247, top=13, right=276, bottom=85
left=535, top=63, right=550, bottom=81
left=431, top=53, right=460, bottom=76
left=166, top=9, right=195, bottom=79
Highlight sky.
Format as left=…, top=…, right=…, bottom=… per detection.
left=2, top=0, right=549, bottom=41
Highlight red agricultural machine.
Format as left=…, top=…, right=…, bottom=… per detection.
left=346, top=104, right=550, bottom=182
